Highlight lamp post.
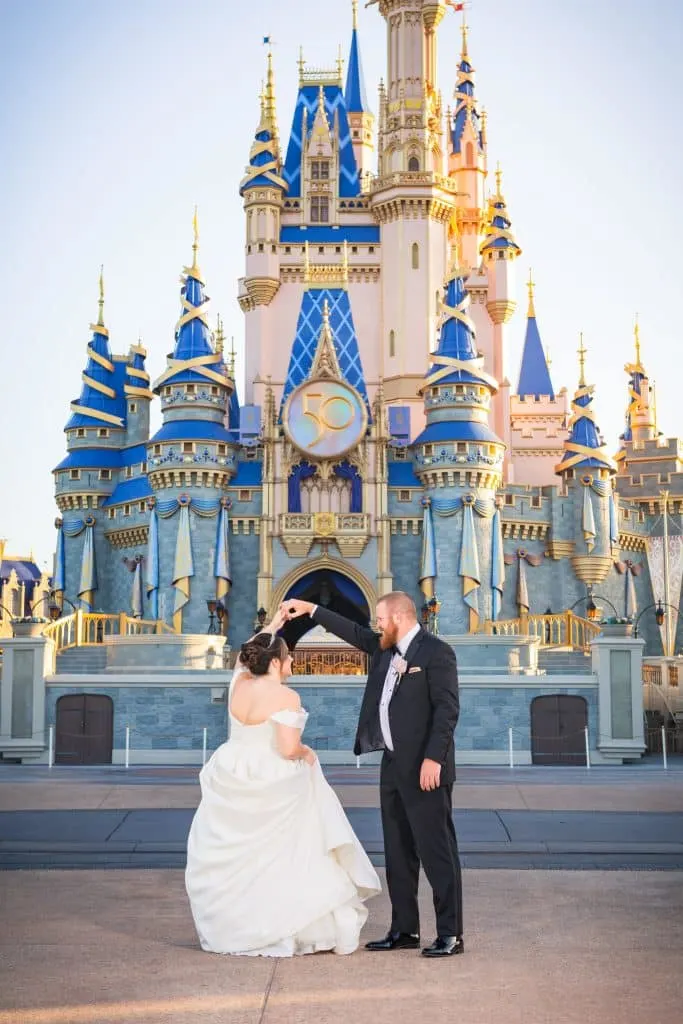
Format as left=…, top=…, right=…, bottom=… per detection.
left=33, top=593, right=78, bottom=621
left=216, top=601, right=226, bottom=635
left=427, top=595, right=441, bottom=636
left=568, top=592, right=621, bottom=621
left=634, top=601, right=681, bottom=652
left=206, top=599, right=218, bottom=635
left=256, top=607, right=268, bottom=632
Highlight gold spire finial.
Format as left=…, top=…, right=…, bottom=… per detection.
left=322, top=298, right=330, bottom=328
left=352, top=0, right=358, bottom=30
left=461, top=14, right=469, bottom=58
left=298, top=46, right=305, bottom=85
left=97, top=265, right=105, bottom=326
left=263, top=47, right=279, bottom=148
left=336, top=43, right=344, bottom=83
left=229, top=335, right=236, bottom=378
left=215, top=314, right=224, bottom=356
left=192, top=206, right=199, bottom=270
left=634, top=313, right=642, bottom=367
left=527, top=268, right=536, bottom=318
left=495, top=162, right=503, bottom=196
left=578, top=331, right=587, bottom=388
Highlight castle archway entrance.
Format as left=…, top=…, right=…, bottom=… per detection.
left=280, top=568, right=371, bottom=650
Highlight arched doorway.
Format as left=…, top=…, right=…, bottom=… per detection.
left=281, top=569, right=370, bottom=649
left=55, top=694, right=114, bottom=765
left=530, top=694, right=588, bottom=766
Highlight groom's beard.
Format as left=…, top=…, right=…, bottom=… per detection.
left=379, top=622, right=399, bottom=650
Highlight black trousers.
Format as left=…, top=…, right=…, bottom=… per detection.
left=380, top=751, right=463, bottom=938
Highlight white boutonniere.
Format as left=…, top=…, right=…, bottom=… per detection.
left=392, top=654, right=408, bottom=679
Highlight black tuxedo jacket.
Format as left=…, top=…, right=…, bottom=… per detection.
left=311, top=606, right=460, bottom=786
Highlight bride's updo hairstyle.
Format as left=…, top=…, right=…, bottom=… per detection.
left=239, top=633, right=289, bottom=676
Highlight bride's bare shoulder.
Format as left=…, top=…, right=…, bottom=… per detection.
left=276, top=686, right=302, bottom=712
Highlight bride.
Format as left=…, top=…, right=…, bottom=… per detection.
left=185, top=609, right=381, bottom=956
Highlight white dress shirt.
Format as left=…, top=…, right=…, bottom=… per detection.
left=379, top=622, right=420, bottom=752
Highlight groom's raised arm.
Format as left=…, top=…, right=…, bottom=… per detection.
left=283, top=600, right=381, bottom=656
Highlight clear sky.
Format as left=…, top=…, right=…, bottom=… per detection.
left=1, top=0, right=681, bottom=571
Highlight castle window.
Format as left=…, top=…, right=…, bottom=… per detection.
left=183, top=442, right=194, bottom=454
left=125, top=466, right=132, bottom=479
left=398, top=490, right=411, bottom=502
left=393, top=448, right=407, bottom=460
left=310, top=196, right=329, bottom=223
left=99, top=469, right=111, bottom=481
left=318, top=246, right=325, bottom=254
left=284, top=246, right=291, bottom=254
left=77, top=428, right=86, bottom=438
left=258, top=242, right=264, bottom=252
left=505, top=493, right=515, bottom=506
left=455, top=385, right=464, bottom=394
left=565, top=470, right=574, bottom=479
left=70, top=469, right=81, bottom=481
left=108, top=509, right=115, bottom=519
left=335, top=246, right=341, bottom=254
left=211, top=386, right=218, bottom=396
left=153, top=445, right=161, bottom=456
left=139, top=502, right=145, bottom=513
left=369, top=246, right=375, bottom=253
left=389, top=330, right=395, bottom=358
left=141, top=462, right=147, bottom=473
left=239, top=489, right=252, bottom=501
left=311, top=160, right=330, bottom=180
left=431, top=388, right=439, bottom=397
left=351, top=246, right=358, bottom=254
left=489, top=445, right=496, bottom=456
left=623, top=509, right=631, bottom=520
left=128, top=402, right=137, bottom=414
left=457, top=442, right=467, bottom=453
left=408, top=156, right=420, bottom=172
left=411, top=243, right=419, bottom=270
left=660, top=473, right=670, bottom=483
left=424, top=445, right=433, bottom=456
left=187, top=385, right=195, bottom=394
left=98, top=428, right=109, bottom=438
left=465, top=142, right=474, bottom=165
left=638, top=509, right=645, bottom=523
left=246, top=448, right=257, bottom=460
left=531, top=496, right=542, bottom=509
left=218, top=444, right=226, bottom=456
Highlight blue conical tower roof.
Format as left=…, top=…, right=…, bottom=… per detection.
left=517, top=272, right=554, bottom=399
left=240, top=51, right=287, bottom=196
left=480, top=167, right=521, bottom=257
left=345, top=1, right=369, bottom=112
left=65, top=269, right=126, bottom=430
left=412, top=261, right=502, bottom=449
left=556, top=335, right=616, bottom=475
left=451, top=22, right=484, bottom=156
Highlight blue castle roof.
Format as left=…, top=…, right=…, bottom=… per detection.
left=517, top=295, right=554, bottom=399
left=282, top=83, right=360, bottom=198
left=451, top=30, right=484, bottom=157
left=345, top=20, right=369, bottom=113
left=557, top=356, right=616, bottom=475
left=65, top=278, right=126, bottom=431
left=281, top=286, right=369, bottom=411
left=429, top=275, right=490, bottom=388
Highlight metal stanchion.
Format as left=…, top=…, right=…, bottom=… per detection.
left=508, top=727, right=514, bottom=769
left=584, top=726, right=591, bottom=769
left=202, top=727, right=208, bottom=766
left=662, top=725, right=668, bottom=771
left=48, top=726, right=54, bottom=769
left=125, top=726, right=130, bottom=769
left=356, top=755, right=360, bottom=770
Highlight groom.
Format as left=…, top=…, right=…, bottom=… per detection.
left=282, top=591, right=463, bottom=958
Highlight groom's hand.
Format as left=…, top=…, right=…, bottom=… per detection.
left=420, top=758, right=442, bottom=791
left=280, top=599, right=314, bottom=619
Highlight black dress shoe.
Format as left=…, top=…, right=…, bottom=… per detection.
left=421, top=935, right=465, bottom=958
left=365, top=930, right=420, bottom=951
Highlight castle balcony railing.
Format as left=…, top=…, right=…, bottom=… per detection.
left=279, top=512, right=371, bottom=558
left=481, top=611, right=601, bottom=652
left=291, top=646, right=369, bottom=677
left=42, top=609, right=176, bottom=654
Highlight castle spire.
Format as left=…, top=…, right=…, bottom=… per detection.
left=345, top=0, right=369, bottom=113
left=451, top=13, right=483, bottom=157
left=240, top=48, right=287, bottom=196
left=516, top=269, right=554, bottom=400
left=64, top=269, right=125, bottom=430
left=617, top=315, right=657, bottom=456
left=480, top=164, right=521, bottom=258
left=556, top=334, right=616, bottom=476
left=191, top=206, right=200, bottom=273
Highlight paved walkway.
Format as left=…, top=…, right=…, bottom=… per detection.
left=1, top=763, right=683, bottom=870
left=1, top=868, right=682, bottom=1024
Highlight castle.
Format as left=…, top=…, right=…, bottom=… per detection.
left=51, top=0, right=683, bottom=663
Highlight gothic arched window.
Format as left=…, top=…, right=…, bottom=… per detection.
left=408, top=156, right=420, bottom=172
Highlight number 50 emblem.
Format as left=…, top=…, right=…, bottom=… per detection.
left=284, top=379, right=367, bottom=459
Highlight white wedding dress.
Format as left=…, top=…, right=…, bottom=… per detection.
left=185, top=672, right=381, bottom=956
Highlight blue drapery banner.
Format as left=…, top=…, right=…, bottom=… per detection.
left=157, top=497, right=221, bottom=519
left=333, top=461, right=363, bottom=513
left=491, top=508, right=505, bottom=621
left=62, top=517, right=87, bottom=538
left=131, top=561, right=144, bottom=618
left=172, top=505, right=194, bottom=616
left=53, top=523, right=66, bottom=593
left=78, top=523, right=97, bottom=611
left=146, top=506, right=160, bottom=619
left=430, top=496, right=495, bottom=519
left=214, top=502, right=232, bottom=603
left=419, top=500, right=437, bottom=598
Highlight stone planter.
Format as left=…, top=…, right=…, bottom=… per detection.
left=11, top=621, right=47, bottom=638
left=599, top=623, right=633, bottom=638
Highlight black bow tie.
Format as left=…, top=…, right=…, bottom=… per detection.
left=391, top=645, right=401, bottom=657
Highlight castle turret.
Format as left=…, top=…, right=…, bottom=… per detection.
left=616, top=317, right=657, bottom=461
left=54, top=270, right=126, bottom=610
left=345, top=1, right=375, bottom=184
left=509, top=270, right=569, bottom=486
left=448, top=18, right=487, bottom=271
left=412, top=255, right=505, bottom=632
left=372, top=0, right=455, bottom=423
left=238, top=48, right=286, bottom=401
left=150, top=214, right=239, bottom=631
left=556, top=335, right=617, bottom=586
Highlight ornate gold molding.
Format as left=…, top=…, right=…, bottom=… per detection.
left=571, top=555, right=612, bottom=585
left=546, top=539, right=575, bottom=561
left=486, top=300, right=517, bottom=325
left=105, top=526, right=149, bottom=549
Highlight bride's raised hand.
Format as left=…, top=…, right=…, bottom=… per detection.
left=281, top=599, right=314, bottom=620
left=265, top=607, right=287, bottom=634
